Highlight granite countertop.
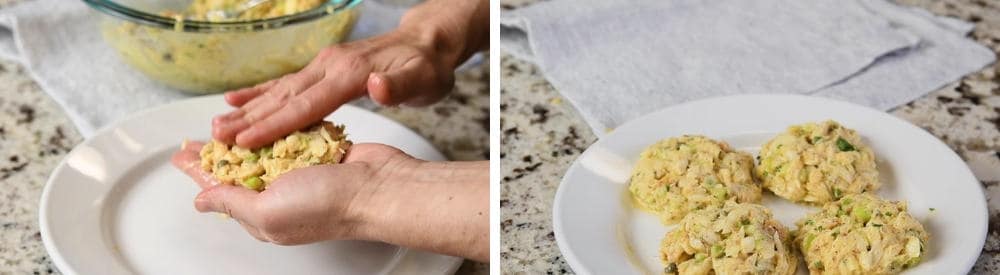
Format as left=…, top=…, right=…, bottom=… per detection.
left=499, top=0, right=1000, bottom=274
left=0, top=2, right=490, bottom=272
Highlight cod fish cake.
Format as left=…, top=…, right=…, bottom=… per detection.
left=795, top=194, right=929, bottom=275
left=200, top=121, right=351, bottom=190
left=629, top=135, right=760, bottom=224
left=661, top=202, right=797, bottom=275
left=757, top=120, right=879, bottom=204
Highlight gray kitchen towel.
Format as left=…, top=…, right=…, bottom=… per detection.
left=500, top=0, right=995, bottom=134
left=0, top=0, right=409, bottom=136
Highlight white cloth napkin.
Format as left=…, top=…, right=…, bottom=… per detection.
left=0, top=0, right=409, bottom=136
left=500, top=0, right=995, bottom=134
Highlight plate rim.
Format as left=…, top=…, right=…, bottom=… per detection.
left=39, top=95, right=462, bottom=275
left=552, top=94, right=988, bottom=275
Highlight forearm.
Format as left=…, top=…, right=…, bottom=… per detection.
left=356, top=160, right=489, bottom=262
left=397, top=0, right=489, bottom=68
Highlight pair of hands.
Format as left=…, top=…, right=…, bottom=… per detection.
left=171, top=31, right=454, bottom=243
left=173, top=141, right=490, bottom=263
left=171, top=0, right=491, bottom=262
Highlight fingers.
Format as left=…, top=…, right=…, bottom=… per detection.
left=213, top=71, right=324, bottom=146
left=243, top=71, right=324, bottom=125
left=235, top=69, right=368, bottom=148
left=224, top=79, right=275, bottom=107
left=212, top=109, right=249, bottom=144
left=366, top=73, right=394, bottom=105
left=367, top=57, right=454, bottom=107
left=181, top=140, right=205, bottom=152
left=177, top=141, right=270, bottom=243
left=194, top=184, right=260, bottom=223
left=170, top=141, right=218, bottom=189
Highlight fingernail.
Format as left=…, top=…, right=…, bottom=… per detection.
left=368, top=74, right=393, bottom=107
left=212, top=115, right=223, bottom=126
left=194, top=196, right=213, bottom=213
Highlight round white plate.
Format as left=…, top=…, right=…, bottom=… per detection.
left=40, top=95, right=462, bottom=275
left=553, top=94, right=987, bottom=275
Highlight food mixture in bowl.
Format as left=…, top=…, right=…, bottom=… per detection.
left=628, top=135, right=761, bottom=224
left=99, top=0, right=359, bottom=93
left=795, top=194, right=929, bottom=274
left=199, top=121, right=351, bottom=190
left=165, top=0, right=328, bottom=21
left=660, top=202, right=798, bottom=275
left=756, top=120, right=880, bottom=204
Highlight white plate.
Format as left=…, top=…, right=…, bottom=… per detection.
left=40, top=95, right=462, bottom=275
left=553, top=94, right=987, bottom=275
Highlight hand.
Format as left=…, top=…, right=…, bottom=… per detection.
left=212, top=30, right=459, bottom=149
left=171, top=141, right=413, bottom=245
left=171, top=141, right=490, bottom=262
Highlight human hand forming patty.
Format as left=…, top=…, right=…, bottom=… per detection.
left=172, top=0, right=489, bottom=262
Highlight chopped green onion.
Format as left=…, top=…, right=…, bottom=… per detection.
left=711, top=244, right=724, bottom=258
left=853, top=205, right=872, bottom=224
left=241, top=176, right=264, bottom=191
left=840, top=198, right=853, bottom=206
left=804, top=233, right=816, bottom=250
left=216, top=159, right=229, bottom=168
left=711, top=187, right=728, bottom=200
left=836, top=137, right=856, bottom=152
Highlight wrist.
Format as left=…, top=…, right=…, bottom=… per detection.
left=344, top=159, right=490, bottom=260
left=346, top=155, right=423, bottom=242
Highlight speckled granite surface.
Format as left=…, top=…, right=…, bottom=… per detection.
left=0, top=0, right=490, bottom=272
left=499, top=0, right=1000, bottom=274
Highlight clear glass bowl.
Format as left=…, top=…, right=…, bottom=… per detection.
left=83, top=0, right=363, bottom=94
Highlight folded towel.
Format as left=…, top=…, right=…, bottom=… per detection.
left=500, top=0, right=995, bottom=134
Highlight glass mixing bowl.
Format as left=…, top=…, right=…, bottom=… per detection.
left=83, top=0, right=362, bottom=94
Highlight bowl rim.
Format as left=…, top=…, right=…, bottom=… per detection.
left=81, top=0, right=363, bottom=32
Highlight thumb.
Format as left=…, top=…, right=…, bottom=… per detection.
left=195, top=184, right=260, bottom=222
left=367, top=59, right=454, bottom=107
